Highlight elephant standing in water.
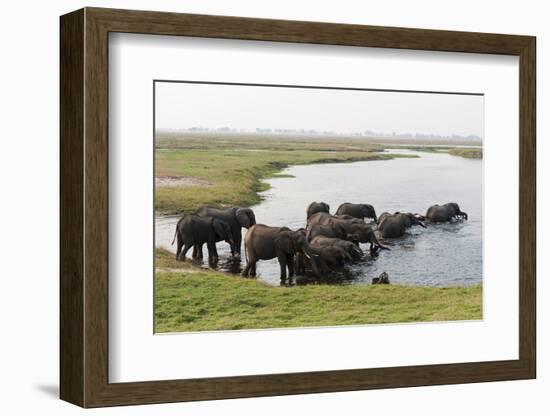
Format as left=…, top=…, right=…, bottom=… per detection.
left=307, top=212, right=389, bottom=255
left=306, top=223, right=359, bottom=243
left=425, top=203, right=468, bottom=223
left=242, top=224, right=322, bottom=280
left=172, top=214, right=234, bottom=266
left=335, top=202, right=377, bottom=222
left=376, top=212, right=426, bottom=238
left=309, top=235, right=363, bottom=261
left=295, top=241, right=352, bottom=275
left=306, top=201, right=330, bottom=219
left=196, top=207, right=256, bottom=257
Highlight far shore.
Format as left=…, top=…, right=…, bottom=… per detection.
left=155, top=135, right=481, bottom=215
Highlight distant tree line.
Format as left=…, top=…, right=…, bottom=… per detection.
left=158, top=126, right=482, bottom=142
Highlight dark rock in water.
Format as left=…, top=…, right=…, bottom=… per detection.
left=372, top=272, right=390, bottom=285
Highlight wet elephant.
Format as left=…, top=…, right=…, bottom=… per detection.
left=377, top=212, right=426, bottom=238
left=309, top=235, right=363, bottom=261
left=306, top=201, right=330, bottom=219
left=335, top=202, right=377, bottom=222
left=172, top=214, right=234, bottom=266
left=306, top=223, right=359, bottom=242
left=425, top=203, right=468, bottom=223
left=307, top=212, right=389, bottom=255
left=242, top=224, right=322, bottom=280
left=196, top=206, right=256, bottom=257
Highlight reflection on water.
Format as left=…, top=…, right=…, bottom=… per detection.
left=156, top=149, right=482, bottom=287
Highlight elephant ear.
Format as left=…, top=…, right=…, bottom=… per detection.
left=236, top=208, right=254, bottom=228
left=275, top=231, right=294, bottom=254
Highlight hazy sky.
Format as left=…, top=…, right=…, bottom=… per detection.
left=155, top=81, right=483, bottom=137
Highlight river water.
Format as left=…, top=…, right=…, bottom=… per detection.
left=156, top=149, right=482, bottom=287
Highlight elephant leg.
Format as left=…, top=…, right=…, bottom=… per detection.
left=176, top=236, right=183, bottom=261
left=277, top=252, right=288, bottom=280
left=192, top=245, right=199, bottom=259
left=369, top=242, right=379, bottom=256
left=232, top=228, right=242, bottom=257
left=295, top=253, right=304, bottom=275
left=242, top=256, right=257, bottom=277
left=207, top=240, right=218, bottom=267
left=287, top=254, right=295, bottom=278
left=180, top=242, right=193, bottom=261
left=197, top=244, right=204, bottom=260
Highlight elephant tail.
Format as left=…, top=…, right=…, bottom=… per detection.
left=171, top=215, right=186, bottom=245
left=243, top=237, right=249, bottom=264
left=171, top=228, right=178, bottom=246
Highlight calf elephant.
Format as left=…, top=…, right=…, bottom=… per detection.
left=196, top=206, right=256, bottom=257
left=307, top=212, right=389, bottom=255
left=306, top=201, right=330, bottom=219
left=242, top=224, right=322, bottom=280
left=335, top=202, right=377, bottom=222
left=172, top=214, right=234, bottom=266
left=425, top=203, right=468, bottom=223
left=377, top=212, right=426, bottom=238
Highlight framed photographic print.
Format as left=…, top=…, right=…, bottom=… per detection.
left=60, top=7, right=536, bottom=408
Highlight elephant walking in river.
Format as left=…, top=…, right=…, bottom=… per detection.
left=376, top=212, right=426, bottom=238
left=335, top=202, right=377, bottom=222
left=425, top=203, right=468, bottom=223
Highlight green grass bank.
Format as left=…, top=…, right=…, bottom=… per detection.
left=155, top=249, right=482, bottom=332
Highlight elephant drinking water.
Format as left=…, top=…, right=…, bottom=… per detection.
left=307, top=212, right=389, bottom=255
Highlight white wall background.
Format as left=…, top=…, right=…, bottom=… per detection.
left=0, top=0, right=545, bottom=414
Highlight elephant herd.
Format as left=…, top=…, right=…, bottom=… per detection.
left=172, top=201, right=468, bottom=282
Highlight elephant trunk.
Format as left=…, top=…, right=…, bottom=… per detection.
left=301, top=243, right=323, bottom=277
left=372, top=233, right=390, bottom=251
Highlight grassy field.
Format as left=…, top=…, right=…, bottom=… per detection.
left=155, top=249, right=482, bottom=332
left=155, top=135, right=417, bottom=214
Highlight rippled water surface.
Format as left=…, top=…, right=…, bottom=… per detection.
left=156, top=149, right=482, bottom=287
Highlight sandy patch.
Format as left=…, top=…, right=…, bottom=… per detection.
left=155, top=176, right=211, bottom=188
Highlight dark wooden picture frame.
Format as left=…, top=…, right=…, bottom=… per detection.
left=60, top=7, right=536, bottom=408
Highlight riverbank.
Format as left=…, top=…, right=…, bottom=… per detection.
left=448, top=148, right=483, bottom=159
left=155, top=249, right=482, bottom=332
left=385, top=145, right=483, bottom=159
left=155, top=136, right=418, bottom=214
